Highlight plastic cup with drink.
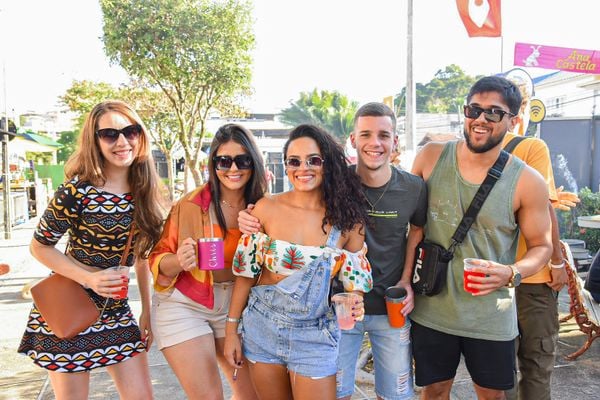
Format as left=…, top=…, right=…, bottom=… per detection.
left=331, top=292, right=360, bottom=330
left=463, top=258, right=488, bottom=294
left=109, top=265, right=130, bottom=299
left=384, top=286, right=407, bottom=328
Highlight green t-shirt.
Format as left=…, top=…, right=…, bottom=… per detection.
left=411, top=141, right=525, bottom=341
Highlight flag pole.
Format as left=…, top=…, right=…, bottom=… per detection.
left=405, top=0, right=415, bottom=151
left=500, top=36, right=504, bottom=72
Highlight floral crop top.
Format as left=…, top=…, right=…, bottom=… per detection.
left=233, top=232, right=373, bottom=293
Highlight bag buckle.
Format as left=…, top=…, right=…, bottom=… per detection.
left=487, top=165, right=502, bottom=180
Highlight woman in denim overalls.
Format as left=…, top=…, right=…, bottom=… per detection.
left=224, top=124, right=373, bottom=400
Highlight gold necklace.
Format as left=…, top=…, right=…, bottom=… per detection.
left=221, top=199, right=245, bottom=209
left=364, top=179, right=391, bottom=212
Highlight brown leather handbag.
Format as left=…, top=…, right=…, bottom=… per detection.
left=30, top=225, right=135, bottom=339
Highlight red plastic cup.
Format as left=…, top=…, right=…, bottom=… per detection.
left=198, top=238, right=225, bottom=270
left=332, top=293, right=360, bottom=330
left=463, top=258, right=488, bottom=294
left=385, top=286, right=407, bottom=328
left=110, top=266, right=129, bottom=299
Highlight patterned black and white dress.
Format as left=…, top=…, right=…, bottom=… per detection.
left=18, top=177, right=146, bottom=372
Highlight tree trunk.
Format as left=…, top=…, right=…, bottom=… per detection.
left=165, top=152, right=175, bottom=200
left=183, top=158, right=203, bottom=192
left=183, top=165, right=190, bottom=193
left=191, top=165, right=203, bottom=188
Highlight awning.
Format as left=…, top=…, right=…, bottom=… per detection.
left=10, top=132, right=62, bottom=153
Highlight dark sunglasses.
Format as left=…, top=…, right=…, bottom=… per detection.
left=463, top=105, right=514, bottom=123
left=284, top=156, right=324, bottom=169
left=96, top=124, right=143, bottom=143
left=213, top=154, right=254, bottom=170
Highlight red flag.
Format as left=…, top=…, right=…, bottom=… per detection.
left=456, top=0, right=502, bottom=37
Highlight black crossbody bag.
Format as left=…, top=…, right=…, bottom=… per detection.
left=412, top=150, right=510, bottom=296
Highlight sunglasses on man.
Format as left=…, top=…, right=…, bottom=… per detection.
left=96, top=124, right=143, bottom=143
left=213, top=154, right=254, bottom=170
left=463, top=104, right=515, bottom=123
left=284, top=156, right=324, bottom=169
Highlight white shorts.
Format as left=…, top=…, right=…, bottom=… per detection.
left=151, top=281, right=233, bottom=350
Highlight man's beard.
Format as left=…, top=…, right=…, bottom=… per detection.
left=463, top=126, right=506, bottom=154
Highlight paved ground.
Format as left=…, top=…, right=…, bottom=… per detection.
left=1, top=218, right=599, bottom=399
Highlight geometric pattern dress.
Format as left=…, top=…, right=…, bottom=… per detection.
left=18, top=177, right=146, bottom=372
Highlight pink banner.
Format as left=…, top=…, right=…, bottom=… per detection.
left=514, top=42, right=600, bottom=74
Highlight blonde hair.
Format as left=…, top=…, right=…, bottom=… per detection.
left=65, top=100, right=167, bottom=257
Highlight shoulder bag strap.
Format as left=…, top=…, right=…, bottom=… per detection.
left=447, top=150, right=510, bottom=255
left=503, top=136, right=529, bottom=154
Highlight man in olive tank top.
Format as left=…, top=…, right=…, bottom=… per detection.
left=410, top=76, right=553, bottom=399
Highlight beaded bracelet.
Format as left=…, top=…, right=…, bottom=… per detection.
left=226, top=316, right=242, bottom=323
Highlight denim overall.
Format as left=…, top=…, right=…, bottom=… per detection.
left=241, top=227, right=342, bottom=377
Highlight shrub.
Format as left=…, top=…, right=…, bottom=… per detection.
left=557, top=187, right=600, bottom=254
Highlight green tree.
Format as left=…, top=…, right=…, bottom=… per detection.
left=395, top=64, right=480, bottom=115
left=121, top=83, right=180, bottom=199
left=57, top=130, right=78, bottom=164
left=60, top=80, right=120, bottom=130
left=280, top=89, right=359, bottom=141
left=101, top=0, right=254, bottom=189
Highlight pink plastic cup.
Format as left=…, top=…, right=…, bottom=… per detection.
left=332, top=293, right=360, bottom=330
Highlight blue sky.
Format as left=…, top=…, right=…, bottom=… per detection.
left=2, top=0, right=599, bottom=115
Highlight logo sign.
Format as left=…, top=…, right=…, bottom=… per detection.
left=529, top=99, right=546, bottom=124
left=514, top=42, right=600, bottom=74
left=456, top=0, right=502, bottom=37
left=412, top=247, right=425, bottom=284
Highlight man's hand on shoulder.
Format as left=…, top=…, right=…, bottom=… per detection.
left=238, top=204, right=261, bottom=235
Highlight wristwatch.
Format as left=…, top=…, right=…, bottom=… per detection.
left=507, top=265, right=522, bottom=288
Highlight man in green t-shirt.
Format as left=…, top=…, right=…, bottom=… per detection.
left=410, top=76, right=552, bottom=399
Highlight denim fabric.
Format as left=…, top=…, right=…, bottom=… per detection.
left=337, top=315, right=414, bottom=400
left=241, top=228, right=341, bottom=378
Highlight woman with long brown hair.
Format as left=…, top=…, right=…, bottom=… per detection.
left=149, top=123, right=264, bottom=400
left=19, top=100, right=167, bottom=399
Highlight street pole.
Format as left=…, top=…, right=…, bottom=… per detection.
left=405, top=0, right=416, bottom=151
left=2, top=61, right=11, bottom=239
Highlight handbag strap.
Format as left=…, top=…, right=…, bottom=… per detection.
left=447, top=150, right=510, bottom=255
left=119, top=222, right=136, bottom=265
left=96, top=221, right=137, bottom=316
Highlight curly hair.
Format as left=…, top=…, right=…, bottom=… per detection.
left=64, top=100, right=168, bottom=258
left=283, top=124, right=368, bottom=234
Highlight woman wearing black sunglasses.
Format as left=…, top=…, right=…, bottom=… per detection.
left=224, top=124, right=372, bottom=400
left=149, top=123, right=265, bottom=400
left=19, top=100, right=167, bottom=398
